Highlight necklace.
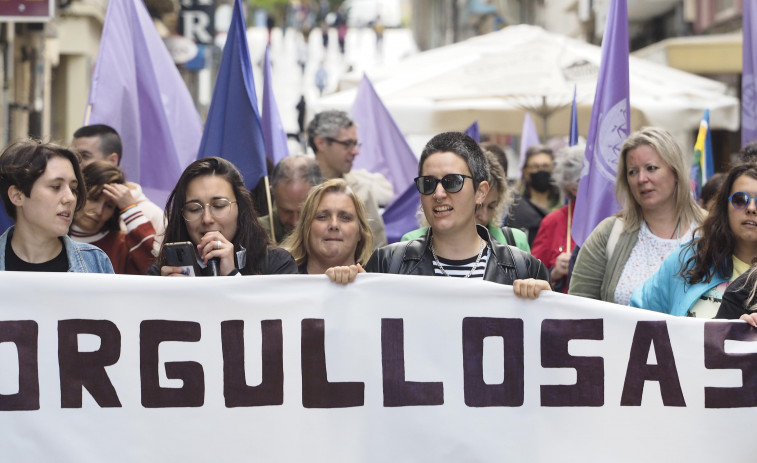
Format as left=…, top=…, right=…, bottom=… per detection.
left=645, top=218, right=680, bottom=239
left=430, top=237, right=486, bottom=278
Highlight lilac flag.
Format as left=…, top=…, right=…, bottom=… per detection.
left=518, top=113, right=540, bottom=177
left=351, top=74, right=418, bottom=204
left=743, top=0, right=757, bottom=147
left=382, top=183, right=421, bottom=244
left=86, top=0, right=201, bottom=207
left=571, top=0, right=629, bottom=246
left=464, top=121, right=480, bottom=142
left=569, top=85, right=579, bottom=147
left=197, top=0, right=267, bottom=190
left=262, top=45, right=290, bottom=164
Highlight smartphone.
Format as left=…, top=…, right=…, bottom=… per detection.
left=163, top=242, right=200, bottom=276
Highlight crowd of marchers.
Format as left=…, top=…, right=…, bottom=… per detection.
left=2, top=110, right=757, bottom=324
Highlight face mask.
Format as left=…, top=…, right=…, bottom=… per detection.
left=530, top=170, right=553, bottom=193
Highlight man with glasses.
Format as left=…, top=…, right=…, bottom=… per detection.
left=307, top=110, right=389, bottom=247
left=72, top=124, right=165, bottom=251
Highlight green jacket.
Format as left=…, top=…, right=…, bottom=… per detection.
left=401, top=223, right=530, bottom=253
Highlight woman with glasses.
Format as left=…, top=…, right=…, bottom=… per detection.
left=630, top=162, right=757, bottom=317
left=327, top=132, right=550, bottom=299
left=69, top=160, right=156, bottom=274
left=148, top=157, right=297, bottom=276
left=0, top=139, right=113, bottom=273
left=281, top=178, right=373, bottom=274
left=569, top=127, right=704, bottom=305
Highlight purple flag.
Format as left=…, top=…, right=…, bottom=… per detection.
left=262, top=45, right=290, bottom=164
left=743, top=0, right=757, bottom=147
left=351, top=74, right=418, bottom=204
left=197, top=0, right=267, bottom=190
left=382, top=183, right=421, bottom=244
left=569, top=85, right=579, bottom=147
left=518, top=113, right=540, bottom=177
left=86, top=0, right=201, bottom=206
left=464, top=121, right=480, bottom=142
left=571, top=0, right=629, bottom=246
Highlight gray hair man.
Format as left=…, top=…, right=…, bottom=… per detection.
left=307, top=110, right=390, bottom=247
left=259, top=155, right=323, bottom=243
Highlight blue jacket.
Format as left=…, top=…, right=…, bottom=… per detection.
left=630, top=244, right=727, bottom=317
left=0, top=226, right=114, bottom=273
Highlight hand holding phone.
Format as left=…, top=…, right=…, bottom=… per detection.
left=163, top=242, right=201, bottom=276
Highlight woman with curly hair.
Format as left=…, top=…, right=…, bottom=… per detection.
left=631, top=162, right=757, bottom=317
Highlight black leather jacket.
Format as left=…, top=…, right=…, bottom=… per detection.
left=364, top=225, right=549, bottom=285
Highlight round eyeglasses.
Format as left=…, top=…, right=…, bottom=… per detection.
left=728, top=191, right=757, bottom=210
left=414, top=174, right=473, bottom=195
left=182, top=198, right=237, bottom=222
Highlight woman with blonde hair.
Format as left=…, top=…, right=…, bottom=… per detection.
left=569, top=127, right=705, bottom=304
left=633, top=162, right=757, bottom=317
left=282, top=178, right=373, bottom=274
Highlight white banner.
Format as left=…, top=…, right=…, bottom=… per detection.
left=0, top=272, right=755, bottom=462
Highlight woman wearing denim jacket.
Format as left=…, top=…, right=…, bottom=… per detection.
left=0, top=139, right=113, bottom=273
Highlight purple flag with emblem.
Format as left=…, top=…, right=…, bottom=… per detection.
left=351, top=74, right=418, bottom=204
left=518, top=113, right=540, bottom=178
left=86, top=0, right=201, bottom=206
left=262, top=44, right=290, bottom=164
left=571, top=0, right=629, bottom=246
left=464, top=121, right=480, bottom=142
left=197, top=0, right=267, bottom=190
left=743, top=0, right=757, bottom=147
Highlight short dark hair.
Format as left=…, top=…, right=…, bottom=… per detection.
left=699, top=172, right=726, bottom=208
left=80, top=161, right=126, bottom=232
left=0, top=139, right=86, bottom=220
left=73, top=124, right=123, bottom=165
left=306, top=110, right=354, bottom=153
left=160, top=157, right=270, bottom=274
left=418, top=132, right=489, bottom=189
left=270, top=155, right=323, bottom=188
left=739, top=141, right=757, bottom=164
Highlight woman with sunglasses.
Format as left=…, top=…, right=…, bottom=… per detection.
left=630, top=162, right=757, bottom=317
left=148, top=157, right=297, bottom=276
left=328, top=132, right=550, bottom=299
left=569, top=127, right=704, bottom=305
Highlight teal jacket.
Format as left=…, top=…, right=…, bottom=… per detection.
left=630, top=244, right=727, bottom=317
left=401, top=223, right=530, bottom=253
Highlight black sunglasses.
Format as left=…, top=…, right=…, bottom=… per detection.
left=728, top=191, right=757, bottom=210
left=414, top=174, right=473, bottom=195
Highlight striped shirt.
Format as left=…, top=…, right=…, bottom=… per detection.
left=431, top=247, right=490, bottom=278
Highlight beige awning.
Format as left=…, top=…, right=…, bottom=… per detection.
left=633, top=33, right=742, bottom=74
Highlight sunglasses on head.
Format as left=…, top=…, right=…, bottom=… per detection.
left=414, top=174, right=473, bottom=195
left=728, top=191, right=757, bottom=210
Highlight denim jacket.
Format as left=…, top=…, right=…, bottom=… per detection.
left=0, top=226, right=114, bottom=273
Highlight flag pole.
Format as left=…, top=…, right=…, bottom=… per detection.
left=264, top=175, right=277, bottom=245
left=84, top=104, right=92, bottom=126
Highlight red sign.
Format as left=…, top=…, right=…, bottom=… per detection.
left=0, top=0, right=54, bottom=22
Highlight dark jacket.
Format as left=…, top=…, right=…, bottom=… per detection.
left=146, top=246, right=297, bottom=276
left=364, top=225, right=549, bottom=285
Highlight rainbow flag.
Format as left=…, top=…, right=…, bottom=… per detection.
left=691, top=109, right=713, bottom=199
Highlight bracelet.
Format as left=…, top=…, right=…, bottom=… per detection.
left=119, top=203, right=138, bottom=214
